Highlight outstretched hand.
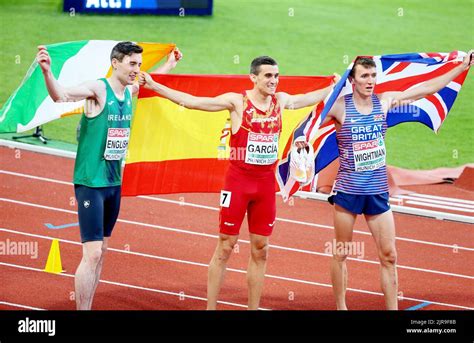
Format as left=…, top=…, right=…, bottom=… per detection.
left=165, top=48, right=183, bottom=69
left=294, top=136, right=308, bottom=150
left=138, top=71, right=153, bottom=88
left=36, top=45, right=51, bottom=73
left=295, top=141, right=308, bottom=150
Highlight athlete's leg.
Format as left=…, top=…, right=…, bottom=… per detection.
left=365, top=209, right=398, bottom=310
left=87, top=186, right=121, bottom=307
left=247, top=233, right=269, bottom=310
left=74, top=185, right=106, bottom=310
left=331, top=204, right=357, bottom=310
left=246, top=173, right=275, bottom=310
left=208, top=168, right=248, bottom=310
left=86, top=237, right=109, bottom=309
left=207, top=233, right=239, bottom=310
left=75, top=240, right=104, bottom=310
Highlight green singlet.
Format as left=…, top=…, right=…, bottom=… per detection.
left=73, top=78, right=132, bottom=187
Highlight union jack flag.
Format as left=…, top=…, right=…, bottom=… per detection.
left=276, top=51, right=470, bottom=199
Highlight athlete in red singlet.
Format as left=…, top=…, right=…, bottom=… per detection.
left=220, top=91, right=282, bottom=238
left=139, top=56, right=338, bottom=310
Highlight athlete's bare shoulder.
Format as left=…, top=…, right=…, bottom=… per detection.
left=227, top=92, right=243, bottom=102
left=374, top=92, right=391, bottom=114
left=88, top=79, right=107, bottom=101
left=83, top=81, right=107, bottom=118
left=225, top=92, right=245, bottom=134
left=228, top=92, right=244, bottom=115
left=328, top=96, right=345, bottom=121
left=275, top=91, right=288, bottom=101
left=275, top=92, right=291, bottom=108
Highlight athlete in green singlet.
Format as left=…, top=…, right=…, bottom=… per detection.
left=37, top=42, right=180, bottom=310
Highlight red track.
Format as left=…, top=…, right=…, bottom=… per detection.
left=0, top=146, right=473, bottom=310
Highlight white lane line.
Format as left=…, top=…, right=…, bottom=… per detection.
left=0, top=301, right=45, bottom=310
left=404, top=193, right=474, bottom=205
left=0, top=140, right=76, bottom=159
left=1, top=170, right=332, bottom=229
left=405, top=200, right=474, bottom=213
left=394, top=195, right=474, bottom=209
left=2, top=225, right=473, bottom=291
left=0, top=262, right=261, bottom=310
left=2, top=226, right=472, bottom=280
left=2, top=196, right=473, bottom=253
left=2, top=198, right=474, bottom=280
left=2, top=169, right=473, bottom=241
left=0, top=170, right=72, bottom=186
left=3, top=195, right=474, bottom=280
left=1, top=260, right=471, bottom=311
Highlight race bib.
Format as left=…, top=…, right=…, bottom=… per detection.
left=104, top=128, right=130, bottom=160
left=352, top=137, right=386, bottom=172
left=245, top=132, right=279, bottom=165
left=220, top=190, right=231, bottom=208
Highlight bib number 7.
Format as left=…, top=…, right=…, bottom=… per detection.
left=220, top=190, right=232, bottom=208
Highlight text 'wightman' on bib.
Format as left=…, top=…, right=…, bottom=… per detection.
left=352, top=137, right=386, bottom=172
left=245, top=132, right=279, bottom=165
left=104, top=128, right=130, bottom=160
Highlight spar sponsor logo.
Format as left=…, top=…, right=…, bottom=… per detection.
left=353, top=139, right=379, bottom=152
left=248, top=132, right=278, bottom=143
left=107, top=128, right=130, bottom=138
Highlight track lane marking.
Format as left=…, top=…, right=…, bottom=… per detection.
left=1, top=170, right=472, bottom=250
left=1, top=228, right=473, bottom=310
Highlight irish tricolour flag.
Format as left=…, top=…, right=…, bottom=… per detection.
left=0, top=40, right=175, bottom=133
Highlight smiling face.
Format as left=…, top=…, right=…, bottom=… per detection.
left=351, top=64, right=376, bottom=97
left=112, top=53, right=142, bottom=86
left=250, top=64, right=279, bottom=96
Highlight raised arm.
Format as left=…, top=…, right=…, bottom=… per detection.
left=278, top=73, right=340, bottom=110
left=139, top=71, right=239, bottom=112
left=152, top=48, right=183, bottom=75
left=381, top=50, right=473, bottom=111
left=130, top=48, right=184, bottom=96
left=37, top=46, right=100, bottom=102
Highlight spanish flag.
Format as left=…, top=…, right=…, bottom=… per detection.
left=122, top=74, right=334, bottom=196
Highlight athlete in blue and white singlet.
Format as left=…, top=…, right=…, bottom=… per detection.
left=334, top=94, right=388, bottom=195
left=322, top=53, right=473, bottom=310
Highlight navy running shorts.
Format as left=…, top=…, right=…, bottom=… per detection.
left=74, top=184, right=121, bottom=243
left=328, top=191, right=390, bottom=215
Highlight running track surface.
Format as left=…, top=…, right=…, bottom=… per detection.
left=0, top=146, right=473, bottom=311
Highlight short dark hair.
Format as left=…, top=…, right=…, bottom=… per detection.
left=349, top=57, right=376, bottom=78
left=110, top=41, right=143, bottom=62
left=250, top=56, right=278, bottom=75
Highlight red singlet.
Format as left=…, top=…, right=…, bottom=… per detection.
left=219, top=91, right=282, bottom=236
